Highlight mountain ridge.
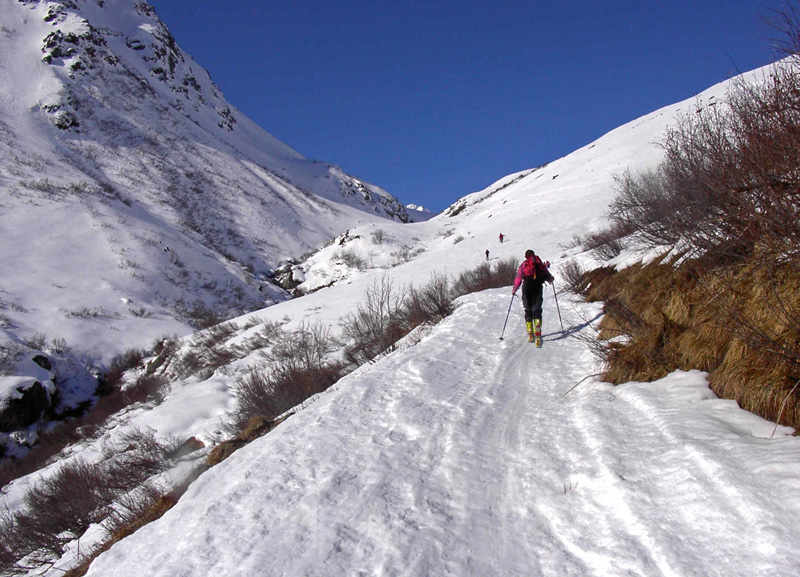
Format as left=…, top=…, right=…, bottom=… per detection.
left=0, top=0, right=412, bottom=359
left=0, top=0, right=415, bottom=445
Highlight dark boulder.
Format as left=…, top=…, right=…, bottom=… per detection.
left=0, top=381, right=52, bottom=432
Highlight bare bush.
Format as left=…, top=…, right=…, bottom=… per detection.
left=122, top=373, right=170, bottom=405
left=182, top=301, right=223, bottom=329
left=101, top=428, right=176, bottom=490
left=233, top=323, right=344, bottom=426
left=22, top=332, right=47, bottom=351
left=342, top=277, right=408, bottom=365
left=18, top=459, right=112, bottom=558
left=370, top=228, right=386, bottom=244
left=238, top=320, right=283, bottom=353
left=584, top=222, right=633, bottom=260
left=493, top=256, right=519, bottom=282
left=390, top=245, right=424, bottom=265
left=0, top=343, right=25, bottom=376
left=560, top=260, right=588, bottom=296
left=232, top=365, right=310, bottom=426
left=335, top=249, right=366, bottom=270
left=106, top=480, right=166, bottom=533
left=1, top=428, right=179, bottom=570
left=102, top=347, right=147, bottom=392
left=452, top=257, right=517, bottom=297
left=599, top=14, right=800, bottom=415
left=611, top=58, right=800, bottom=262
left=402, top=272, right=454, bottom=328
left=196, top=322, right=239, bottom=349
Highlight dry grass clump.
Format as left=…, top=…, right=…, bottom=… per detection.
left=580, top=254, right=800, bottom=429
left=207, top=415, right=288, bottom=466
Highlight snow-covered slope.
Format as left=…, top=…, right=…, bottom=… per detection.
left=0, top=0, right=409, bottom=362
left=43, top=63, right=796, bottom=575
left=5, top=31, right=799, bottom=576
left=0, top=0, right=415, bottom=432
left=85, top=290, right=800, bottom=577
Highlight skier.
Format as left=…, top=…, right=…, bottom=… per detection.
left=485, top=249, right=490, bottom=261
left=511, top=249, right=554, bottom=346
left=498, top=233, right=504, bottom=243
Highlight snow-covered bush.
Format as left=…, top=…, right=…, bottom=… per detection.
left=335, top=249, right=366, bottom=270
left=370, top=228, right=386, bottom=244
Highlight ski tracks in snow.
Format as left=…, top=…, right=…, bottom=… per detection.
left=85, top=288, right=800, bottom=577
left=391, top=289, right=800, bottom=576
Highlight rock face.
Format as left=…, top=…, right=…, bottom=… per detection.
left=0, top=381, right=52, bottom=432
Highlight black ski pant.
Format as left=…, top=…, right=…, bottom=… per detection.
left=521, top=280, right=544, bottom=323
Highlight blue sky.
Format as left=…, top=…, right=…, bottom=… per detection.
left=149, top=1, right=782, bottom=212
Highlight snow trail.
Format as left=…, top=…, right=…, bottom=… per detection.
left=86, top=289, right=800, bottom=577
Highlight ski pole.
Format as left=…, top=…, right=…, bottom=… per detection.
left=499, top=293, right=516, bottom=340
left=552, top=283, right=564, bottom=333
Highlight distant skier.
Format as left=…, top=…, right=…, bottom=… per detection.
left=485, top=249, right=490, bottom=261
left=498, top=233, right=504, bottom=243
left=511, top=249, right=554, bottom=346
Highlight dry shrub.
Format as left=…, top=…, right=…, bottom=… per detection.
left=560, top=260, right=588, bottom=296
left=342, top=276, right=408, bottom=365
left=122, top=373, right=170, bottom=405
left=0, top=370, right=170, bottom=491
left=168, top=322, right=251, bottom=381
left=61, top=489, right=180, bottom=577
left=584, top=222, right=634, bottom=260
left=609, top=53, right=800, bottom=264
left=239, top=320, right=282, bottom=353
left=452, top=257, right=517, bottom=297
left=232, top=323, right=344, bottom=428
left=99, top=347, right=147, bottom=394
left=1, top=428, right=179, bottom=571
left=401, top=272, right=454, bottom=329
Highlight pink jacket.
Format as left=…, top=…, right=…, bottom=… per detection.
left=512, top=256, right=552, bottom=293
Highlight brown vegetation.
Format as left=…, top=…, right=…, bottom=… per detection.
left=578, top=250, right=800, bottom=429
left=0, top=428, right=184, bottom=575
left=572, top=9, right=800, bottom=429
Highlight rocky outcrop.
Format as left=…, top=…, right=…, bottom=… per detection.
left=0, top=380, right=53, bottom=432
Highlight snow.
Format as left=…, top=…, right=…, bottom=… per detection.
left=55, top=60, right=792, bottom=577
left=84, top=290, right=800, bottom=577
left=0, top=0, right=410, bottom=373
left=1, top=2, right=799, bottom=575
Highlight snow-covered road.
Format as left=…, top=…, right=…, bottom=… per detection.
left=86, top=289, right=800, bottom=576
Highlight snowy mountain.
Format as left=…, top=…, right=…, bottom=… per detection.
left=4, top=54, right=800, bottom=576
left=0, top=0, right=409, bottom=357
left=0, top=0, right=416, bottom=432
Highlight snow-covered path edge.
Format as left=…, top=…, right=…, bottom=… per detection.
left=86, top=289, right=800, bottom=577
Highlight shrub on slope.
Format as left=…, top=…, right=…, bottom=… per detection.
left=573, top=36, right=800, bottom=428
